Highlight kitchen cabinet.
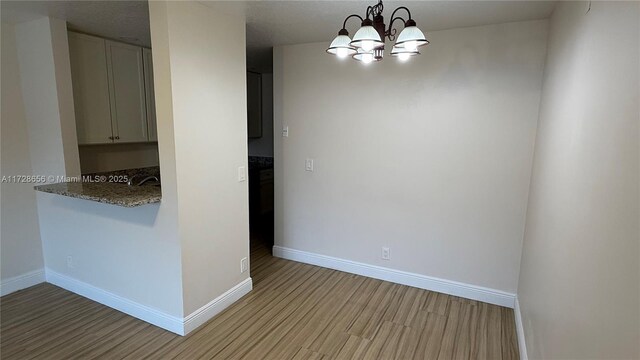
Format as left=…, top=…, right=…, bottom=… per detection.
left=68, top=32, right=113, bottom=144
left=258, top=168, right=274, bottom=215
left=105, top=40, right=147, bottom=143
left=143, top=48, right=157, bottom=142
left=68, top=32, right=157, bottom=145
left=249, top=163, right=274, bottom=245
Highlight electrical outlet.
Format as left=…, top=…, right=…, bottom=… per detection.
left=381, top=247, right=390, bottom=260
left=305, top=158, right=314, bottom=172
left=66, top=255, right=74, bottom=269
left=240, top=257, right=248, bottom=273
left=282, top=126, right=289, bottom=137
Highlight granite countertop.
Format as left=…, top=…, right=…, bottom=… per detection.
left=34, top=167, right=161, bottom=207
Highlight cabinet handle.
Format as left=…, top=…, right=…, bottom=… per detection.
left=115, top=136, right=120, bottom=140
left=108, top=136, right=114, bottom=140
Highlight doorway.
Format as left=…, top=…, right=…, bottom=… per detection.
left=246, top=67, right=274, bottom=268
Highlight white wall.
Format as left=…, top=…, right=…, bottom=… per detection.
left=517, top=2, right=639, bottom=359
left=79, top=143, right=159, bottom=173
left=37, top=192, right=184, bottom=318
left=0, top=23, right=45, bottom=290
left=2, top=16, right=80, bottom=294
left=248, top=73, right=274, bottom=157
left=274, top=20, right=548, bottom=295
left=3, top=2, right=249, bottom=334
left=14, top=17, right=80, bottom=179
left=28, top=14, right=185, bottom=322
left=149, top=1, right=250, bottom=316
left=35, top=0, right=253, bottom=330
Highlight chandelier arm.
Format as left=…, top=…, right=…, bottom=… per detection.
left=342, top=14, right=364, bottom=30
left=389, top=6, right=412, bottom=22
left=385, top=16, right=407, bottom=41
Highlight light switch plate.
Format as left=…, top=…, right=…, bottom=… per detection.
left=305, top=158, right=314, bottom=172
left=238, top=166, right=246, bottom=182
left=282, top=126, right=289, bottom=137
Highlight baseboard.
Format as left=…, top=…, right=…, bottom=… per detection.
left=183, top=277, right=253, bottom=334
left=273, top=246, right=516, bottom=308
left=514, top=297, right=528, bottom=360
left=45, top=268, right=185, bottom=335
left=45, top=269, right=253, bottom=336
left=0, top=269, right=46, bottom=296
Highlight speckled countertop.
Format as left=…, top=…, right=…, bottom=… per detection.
left=34, top=167, right=161, bottom=207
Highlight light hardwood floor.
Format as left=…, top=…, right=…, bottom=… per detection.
left=0, top=240, right=518, bottom=359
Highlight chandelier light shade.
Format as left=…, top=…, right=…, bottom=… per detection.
left=352, top=48, right=383, bottom=64
left=390, top=45, right=419, bottom=61
left=326, top=29, right=357, bottom=58
left=350, top=19, right=384, bottom=52
left=326, top=0, right=429, bottom=63
left=394, top=20, right=429, bottom=50
left=352, top=49, right=375, bottom=64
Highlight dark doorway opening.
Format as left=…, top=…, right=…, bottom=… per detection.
left=246, top=63, right=274, bottom=266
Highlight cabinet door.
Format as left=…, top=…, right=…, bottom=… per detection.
left=106, top=41, right=147, bottom=143
left=142, top=48, right=157, bottom=142
left=68, top=32, right=113, bottom=144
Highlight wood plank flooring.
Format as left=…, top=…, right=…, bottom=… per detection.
left=0, top=240, right=519, bottom=359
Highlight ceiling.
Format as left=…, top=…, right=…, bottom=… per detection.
left=1, top=1, right=152, bottom=47
left=1, top=0, right=557, bottom=71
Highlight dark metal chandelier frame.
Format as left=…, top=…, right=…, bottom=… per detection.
left=327, top=0, right=429, bottom=63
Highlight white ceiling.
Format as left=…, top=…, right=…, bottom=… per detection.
left=1, top=1, right=152, bottom=47
left=236, top=0, right=558, bottom=71
left=1, top=0, right=557, bottom=71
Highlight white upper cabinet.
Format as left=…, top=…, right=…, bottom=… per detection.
left=106, top=41, right=147, bottom=143
left=68, top=32, right=113, bottom=145
left=68, top=32, right=155, bottom=145
left=142, top=48, right=157, bottom=142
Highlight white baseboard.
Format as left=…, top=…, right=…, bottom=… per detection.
left=45, top=268, right=185, bottom=335
left=514, top=297, right=528, bottom=360
left=0, top=269, right=46, bottom=296
left=183, top=277, right=253, bottom=334
left=45, top=269, right=252, bottom=336
left=273, top=246, right=516, bottom=308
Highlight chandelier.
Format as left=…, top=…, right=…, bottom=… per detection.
left=327, top=0, right=429, bottom=63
